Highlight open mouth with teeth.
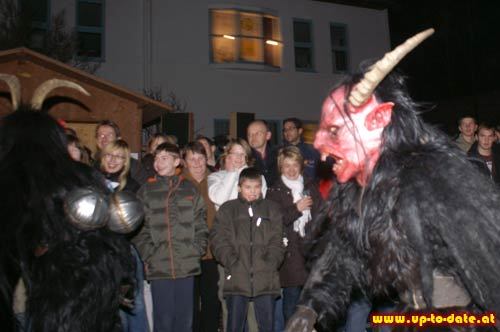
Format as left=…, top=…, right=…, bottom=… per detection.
left=320, top=151, right=344, bottom=175
left=332, top=159, right=344, bottom=173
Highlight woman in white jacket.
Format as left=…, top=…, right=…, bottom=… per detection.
left=208, top=138, right=267, bottom=210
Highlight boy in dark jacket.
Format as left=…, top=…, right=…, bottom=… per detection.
left=134, top=143, right=208, bottom=332
left=210, top=167, right=285, bottom=332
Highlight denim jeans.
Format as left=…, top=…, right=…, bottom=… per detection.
left=274, top=294, right=284, bottom=332
left=120, top=245, right=149, bottom=332
left=282, top=286, right=302, bottom=324
left=345, top=297, right=372, bottom=332
left=345, top=297, right=393, bottom=332
left=226, top=295, right=275, bottom=332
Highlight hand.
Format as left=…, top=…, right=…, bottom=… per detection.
left=119, top=284, right=135, bottom=309
left=296, top=196, right=313, bottom=212
left=285, top=305, right=318, bottom=332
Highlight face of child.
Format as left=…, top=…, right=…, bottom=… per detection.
left=238, top=178, right=262, bottom=202
left=154, top=151, right=180, bottom=176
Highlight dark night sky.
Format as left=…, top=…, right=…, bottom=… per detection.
left=386, top=0, right=500, bottom=132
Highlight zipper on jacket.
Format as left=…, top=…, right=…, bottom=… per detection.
left=249, top=203, right=254, bottom=297
left=165, top=177, right=182, bottom=279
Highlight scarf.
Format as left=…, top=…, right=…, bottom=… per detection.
left=281, top=175, right=311, bottom=237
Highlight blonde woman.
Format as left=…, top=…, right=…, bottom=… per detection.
left=100, top=139, right=148, bottom=331
left=100, top=139, right=140, bottom=193
left=266, top=146, right=322, bottom=324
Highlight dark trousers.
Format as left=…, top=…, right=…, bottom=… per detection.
left=193, top=259, right=221, bottom=332
left=282, top=286, right=302, bottom=324
left=226, top=295, right=275, bottom=332
left=151, top=277, right=194, bottom=332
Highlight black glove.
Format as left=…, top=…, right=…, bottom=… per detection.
left=285, top=305, right=318, bottom=332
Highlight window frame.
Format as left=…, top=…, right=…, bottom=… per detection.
left=213, top=118, right=230, bottom=137
left=266, top=119, right=282, bottom=146
left=22, top=0, right=51, bottom=50
left=76, top=0, right=105, bottom=61
left=330, top=22, right=349, bottom=73
left=28, top=0, right=50, bottom=30
left=208, top=7, right=282, bottom=71
left=293, top=18, right=315, bottom=72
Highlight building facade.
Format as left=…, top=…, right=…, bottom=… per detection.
left=30, top=0, right=391, bottom=140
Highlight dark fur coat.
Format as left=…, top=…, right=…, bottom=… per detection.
left=0, top=110, right=135, bottom=331
left=299, top=73, right=500, bottom=331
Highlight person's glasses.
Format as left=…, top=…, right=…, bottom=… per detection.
left=104, top=153, right=126, bottom=161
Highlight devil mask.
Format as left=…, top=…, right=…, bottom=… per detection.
left=313, top=28, right=434, bottom=187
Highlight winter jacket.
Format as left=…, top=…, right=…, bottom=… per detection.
left=251, top=145, right=279, bottom=186
left=210, top=196, right=284, bottom=298
left=133, top=175, right=208, bottom=280
left=183, top=169, right=217, bottom=260
left=207, top=166, right=267, bottom=210
left=467, top=142, right=500, bottom=185
left=266, top=177, right=322, bottom=287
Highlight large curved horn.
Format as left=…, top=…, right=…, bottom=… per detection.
left=349, top=28, right=435, bottom=107
left=31, top=79, right=90, bottom=110
left=0, top=74, right=21, bottom=109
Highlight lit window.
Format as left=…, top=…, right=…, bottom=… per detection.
left=76, top=0, right=104, bottom=59
left=330, top=23, right=349, bottom=72
left=293, top=19, right=314, bottom=71
left=210, top=9, right=282, bottom=68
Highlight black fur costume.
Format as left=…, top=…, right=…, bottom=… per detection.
left=295, top=72, right=500, bottom=331
left=0, top=108, right=135, bottom=331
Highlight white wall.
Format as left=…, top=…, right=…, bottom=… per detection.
left=55, top=0, right=390, bottom=137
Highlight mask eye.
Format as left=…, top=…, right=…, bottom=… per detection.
left=329, top=126, right=339, bottom=137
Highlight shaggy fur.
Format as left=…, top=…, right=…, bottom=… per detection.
left=299, top=71, right=500, bottom=331
left=0, top=109, right=134, bottom=331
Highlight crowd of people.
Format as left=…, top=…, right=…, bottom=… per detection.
left=52, top=110, right=500, bottom=332
left=57, top=117, right=329, bottom=332
left=4, top=28, right=500, bottom=332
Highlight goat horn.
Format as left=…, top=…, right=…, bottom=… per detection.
left=31, top=79, right=90, bottom=110
left=349, top=28, right=435, bottom=107
left=0, top=74, right=21, bottom=109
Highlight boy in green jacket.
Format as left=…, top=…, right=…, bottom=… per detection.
left=134, top=143, right=208, bottom=332
left=210, top=167, right=284, bottom=332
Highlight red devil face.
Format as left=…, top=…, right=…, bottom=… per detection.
left=314, top=86, right=394, bottom=186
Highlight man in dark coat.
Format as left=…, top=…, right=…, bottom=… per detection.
left=247, top=120, right=279, bottom=186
